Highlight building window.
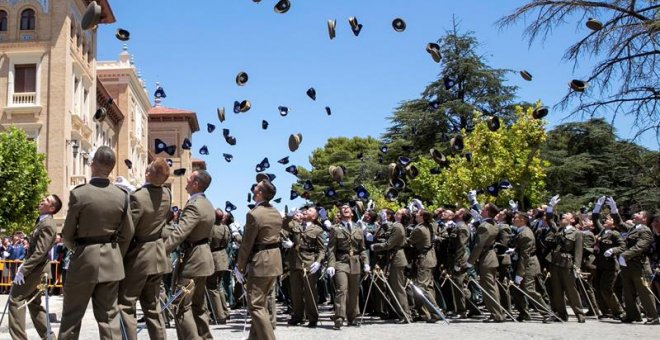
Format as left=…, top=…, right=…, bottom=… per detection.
left=20, top=9, right=36, bottom=30
left=14, top=64, right=36, bottom=93
left=0, top=10, right=8, bottom=32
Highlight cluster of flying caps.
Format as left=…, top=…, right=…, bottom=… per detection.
left=348, top=16, right=363, bottom=36
left=233, top=100, right=251, bottom=113
left=288, top=133, right=303, bottom=152
left=255, top=157, right=270, bottom=173
left=476, top=180, right=514, bottom=197
left=155, top=138, right=176, bottom=156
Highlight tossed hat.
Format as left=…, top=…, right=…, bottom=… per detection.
left=303, top=179, right=314, bottom=191
left=225, top=201, right=237, bottom=212
left=499, top=180, right=513, bottom=189
left=94, top=107, right=107, bottom=122
left=115, top=28, right=130, bottom=41
left=236, top=72, right=248, bottom=86
left=255, top=157, right=270, bottom=172
left=290, top=190, right=300, bottom=200
left=288, top=133, right=302, bottom=152
left=327, top=19, right=336, bottom=40
left=348, top=16, right=363, bottom=36
left=390, top=177, right=406, bottom=190
left=173, top=168, right=186, bottom=177
left=233, top=101, right=241, bottom=114
left=278, top=156, right=290, bottom=165
left=443, top=76, right=456, bottom=90
left=406, top=164, right=419, bottom=179
left=487, top=116, right=501, bottom=132
left=532, top=106, right=549, bottom=119
left=256, top=173, right=276, bottom=183
left=262, top=120, right=269, bottom=130
left=239, top=100, right=251, bottom=113
left=154, top=85, right=166, bottom=99
left=225, top=135, right=237, bottom=146
left=285, top=165, right=298, bottom=176
left=81, top=1, right=102, bottom=30
left=217, top=107, right=225, bottom=122
left=181, top=138, right=192, bottom=150
left=450, top=135, right=464, bottom=152
left=385, top=187, right=399, bottom=201
left=302, top=191, right=311, bottom=200
left=380, top=145, right=389, bottom=153
left=329, top=165, right=345, bottom=181
left=223, top=153, right=233, bottom=162
left=274, top=0, right=291, bottom=14
left=155, top=139, right=176, bottom=156
left=426, top=42, right=441, bottom=63
left=520, top=70, right=532, bottom=81
left=306, top=87, right=317, bottom=101
left=485, top=183, right=499, bottom=196
left=429, top=100, right=440, bottom=110
left=166, top=159, right=173, bottom=167
left=222, top=128, right=230, bottom=137
left=278, top=106, right=289, bottom=117
left=273, top=197, right=282, bottom=204
left=199, top=145, right=209, bottom=155
left=398, top=156, right=411, bottom=166
left=207, top=123, right=216, bottom=133
left=325, top=106, right=332, bottom=116
left=430, top=149, right=447, bottom=165
left=465, top=152, right=472, bottom=163
left=124, top=159, right=132, bottom=169
left=569, top=79, right=588, bottom=92
left=356, top=152, right=364, bottom=160
left=354, top=184, right=370, bottom=199
left=247, top=192, right=252, bottom=202
left=325, top=187, right=337, bottom=198
left=586, top=18, right=603, bottom=31
left=429, top=167, right=442, bottom=175
left=388, top=163, right=404, bottom=179
left=392, top=18, right=406, bottom=32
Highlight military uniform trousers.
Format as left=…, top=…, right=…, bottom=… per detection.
left=246, top=276, right=277, bottom=340
left=620, top=265, right=658, bottom=320
left=412, top=267, right=439, bottom=320
left=593, top=268, right=623, bottom=316
left=333, top=271, right=361, bottom=323
left=8, top=273, right=53, bottom=340
left=290, top=268, right=320, bottom=322
left=512, top=272, right=551, bottom=319
left=479, top=266, right=504, bottom=321
left=497, top=265, right=512, bottom=313
left=451, top=271, right=480, bottom=315
left=58, top=280, right=122, bottom=340
left=580, top=268, right=600, bottom=316
left=548, top=265, right=584, bottom=320
left=206, top=270, right=230, bottom=322
left=171, top=276, right=212, bottom=340
left=118, top=273, right=167, bottom=340
left=388, top=265, right=411, bottom=317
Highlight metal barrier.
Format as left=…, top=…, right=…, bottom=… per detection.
left=0, top=259, right=64, bottom=289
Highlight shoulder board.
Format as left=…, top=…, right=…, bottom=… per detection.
left=72, top=183, right=86, bottom=190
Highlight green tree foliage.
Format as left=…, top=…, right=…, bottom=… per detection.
left=0, top=127, right=49, bottom=234
left=543, top=118, right=660, bottom=214
left=408, top=105, right=548, bottom=210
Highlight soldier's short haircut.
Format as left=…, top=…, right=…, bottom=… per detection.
left=51, top=194, right=63, bottom=214
left=147, top=158, right=170, bottom=186
left=225, top=212, right=235, bottom=225
left=193, top=169, right=212, bottom=192
left=93, top=146, right=116, bottom=176
left=260, top=180, right=276, bottom=201
left=484, top=203, right=499, bottom=218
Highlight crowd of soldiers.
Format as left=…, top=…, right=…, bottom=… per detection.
left=3, top=148, right=659, bottom=340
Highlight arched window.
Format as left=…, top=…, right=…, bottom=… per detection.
left=20, top=8, right=36, bottom=30
left=0, top=10, right=8, bottom=32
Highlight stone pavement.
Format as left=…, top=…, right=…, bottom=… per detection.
left=0, top=294, right=657, bottom=339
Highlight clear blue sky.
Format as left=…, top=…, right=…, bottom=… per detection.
left=97, top=0, right=657, bottom=224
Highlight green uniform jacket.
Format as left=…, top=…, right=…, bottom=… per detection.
left=237, top=202, right=284, bottom=277
left=407, top=223, right=437, bottom=268
left=165, top=194, right=215, bottom=278
left=592, top=213, right=625, bottom=270
left=62, top=178, right=134, bottom=283
left=19, top=216, right=57, bottom=283
left=283, top=220, right=325, bottom=270
left=468, top=219, right=499, bottom=269
left=514, top=226, right=540, bottom=277
left=548, top=222, right=583, bottom=269
left=328, top=221, right=368, bottom=274
left=210, top=223, right=231, bottom=272
left=446, top=221, right=470, bottom=268
left=371, top=221, right=407, bottom=268
left=125, top=184, right=171, bottom=276
left=619, top=223, right=654, bottom=271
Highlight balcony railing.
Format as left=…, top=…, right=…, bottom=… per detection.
left=70, top=175, right=87, bottom=187
left=12, top=92, right=37, bottom=105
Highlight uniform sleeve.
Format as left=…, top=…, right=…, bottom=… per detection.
left=236, top=212, right=258, bottom=273
left=372, top=223, right=404, bottom=252
left=622, top=229, right=653, bottom=261
left=592, top=213, right=603, bottom=234
left=117, top=191, right=135, bottom=256
left=327, top=227, right=337, bottom=268
left=573, top=231, right=584, bottom=268
left=62, top=190, right=81, bottom=251
left=20, top=222, right=56, bottom=276
left=130, top=192, right=144, bottom=228
left=454, top=226, right=469, bottom=268
left=467, top=224, right=487, bottom=265
left=514, top=233, right=530, bottom=277
left=315, top=229, right=325, bottom=264
left=165, top=203, right=200, bottom=253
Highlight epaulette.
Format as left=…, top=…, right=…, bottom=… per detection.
left=71, top=183, right=86, bottom=191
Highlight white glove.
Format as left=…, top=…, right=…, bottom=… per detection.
left=370, top=244, right=375, bottom=251
left=547, top=194, right=560, bottom=212
left=411, top=199, right=424, bottom=212
left=231, top=242, right=240, bottom=250
left=469, top=209, right=481, bottom=223
left=505, top=248, right=516, bottom=255
left=379, top=211, right=388, bottom=223
left=464, top=262, right=473, bottom=269
left=509, top=200, right=518, bottom=213
left=454, top=265, right=461, bottom=272
left=593, top=196, right=606, bottom=214
left=326, top=266, right=336, bottom=277
left=282, top=239, right=294, bottom=249
left=365, top=232, right=374, bottom=242
left=13, top=271, right=25, bottom=285
left=604, top=249, right=613, bottom=257
left=467, top=190, right=478, bottom=205
left=606, top=197, right=618, bottom=214
left=618, top=255, right=627, bottom=267
left=363, top=264, right=371, bottom=273
left=17, top=263, right=24, bottom=273
left=309, top=262, right=321, bottom=274
left=234, top=267, right=244, bottom=284
left=514, top=275, right=523, bottom=285
left=2, top=251, right=8, bottom=258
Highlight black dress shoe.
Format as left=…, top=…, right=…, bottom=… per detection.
left=543, top=316, right=560, bottom=323
left=348, top=319, right=359, bottom=327
left=577, top=315, right=586, bottom=323
left=516, top=314, right=531, bottom=322
left=482, top=318, right=504, bottom=323
left=644, top=318, right=659, bottom=325
left=307, top=321, right=318, bottom=328
left=217, top=318, right=227, bottom=325
left=334, top=318, right=343, bottom=330
left=287, top=319, right=303, bottom=326
left=621, top=317, right=642, bottom=323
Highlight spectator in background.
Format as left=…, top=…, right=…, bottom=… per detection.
left=49, top=234, right=65, bottom=295
left=9, top=234, right=26, bottom=260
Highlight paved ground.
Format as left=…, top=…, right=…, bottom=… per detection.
left=0, top=294, right=657, bottom=339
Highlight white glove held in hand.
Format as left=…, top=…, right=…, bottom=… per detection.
left=13, top=271, right=25, bottom=285
left=514, top=275, right=523, bottom=285
left=469, top=209, right=481, bottom=223
left=282, top=239, right=294, bottom=249
left=604, top=249, right=613, bottom=257
left=365, top=232, right=374, bottom=242
left=467, top=190, right=478, bottom=205
left=234, top=267, right=244, bottom=284
left=618, top=255, right=627, bottom=267
left=326, top=267, right=335, bottom=277
left=309, top=262, right=321, bottom=274
left=606, top=197, right=618, bottom=214
left=363, top=264, right=371, bottom=273
left=593, top=196, right=606, bottom=214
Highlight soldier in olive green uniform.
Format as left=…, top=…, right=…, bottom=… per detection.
left=408, top=209, right=441, bottom=322
left=577, top=217, right=600, bottom=317
left=466, top=203, right=504, bottom=322
left=118, top=159, right=172, bottom=340
left=165, top=169, right=216, bottom=339
left=591, top=196, right=625, bottom=318
left=545, top=195, right=585, bottom=323
left=8, top=194, right=61, bottom=340
left=446, top=209, right=481, bottom=318
left=494, top=215, right=514, bottom=315
left=59, top=146, right=135, bottom=340
left=607, top=197, right=659, bottom=324
left=371, top=209, right=410, bottom=322
left=327, top=204, right=370, bottom=329
left=282, top=207, right=325, bottom=327
left=206, top=209, right=232, bottom=324
left=236, top=179, right=283, bottom=340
